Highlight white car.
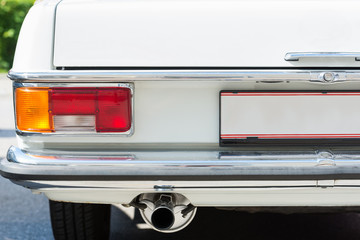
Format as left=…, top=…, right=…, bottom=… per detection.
left=2, top=0, right=360, bottom=238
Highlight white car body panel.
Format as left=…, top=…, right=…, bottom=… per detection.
left=54, top=0, right=360, bottom=67
left=40, top=185, right=360, bottom=207
left=12, top=0, right=61, bottom=72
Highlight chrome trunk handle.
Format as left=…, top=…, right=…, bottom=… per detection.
left=285, top=52, right=360, bottom=61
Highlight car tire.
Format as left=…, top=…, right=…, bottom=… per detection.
left=49, top=200, right=111, bottom=240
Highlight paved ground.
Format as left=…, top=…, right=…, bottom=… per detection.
left=2, top=73, right=360, bottom=239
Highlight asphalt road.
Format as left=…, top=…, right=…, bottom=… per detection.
left=2, top=73, right=360, bottom=239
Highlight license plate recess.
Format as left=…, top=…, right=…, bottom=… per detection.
left=220, top=91, right=360, bottom=146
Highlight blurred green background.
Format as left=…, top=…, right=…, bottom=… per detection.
left=0, top=0, right=34, bottom=72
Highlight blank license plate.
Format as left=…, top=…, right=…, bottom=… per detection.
left=220, top=91, right=360, bottom=145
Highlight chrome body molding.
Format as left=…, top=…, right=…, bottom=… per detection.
left=285, top=52, right=360, bottom=61
left=8, top=69, right=360, bottom=83
left=3, top=146, right=360, bottom=205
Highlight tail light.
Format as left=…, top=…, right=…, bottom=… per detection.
left=16, top=87, right=132, bottom=133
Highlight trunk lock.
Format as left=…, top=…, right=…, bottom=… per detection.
left=322, top=72, right=336, bottom=82
left=310, top=71, right=346, bottom=83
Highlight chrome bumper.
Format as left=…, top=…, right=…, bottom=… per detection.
left=2, top=146, right=360, bottom=181
left=4, top=146, right=360, bottom=206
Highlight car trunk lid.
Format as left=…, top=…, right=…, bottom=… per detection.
left=54, top=0, right=360, bottom=68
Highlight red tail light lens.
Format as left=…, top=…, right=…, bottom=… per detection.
left=96, top=88, right=132, bottom=132
left=51, top=88, right=97, bottom=115
left=16, top=87, right=132, bottom=133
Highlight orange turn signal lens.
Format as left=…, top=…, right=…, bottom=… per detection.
left=16, top=87, right=53, bottom=132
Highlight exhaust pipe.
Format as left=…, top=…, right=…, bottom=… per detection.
left=151, top=205, right=175, bottom=230
left=135, top=193, right=197, bottom=233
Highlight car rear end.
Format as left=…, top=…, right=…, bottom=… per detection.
left=3, top=0, right=360, bottom=236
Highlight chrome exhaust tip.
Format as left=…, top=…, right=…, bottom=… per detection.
left=136, top=193, right=197, bottom=233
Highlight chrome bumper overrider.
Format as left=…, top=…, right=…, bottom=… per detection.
left=4, top=146, right=360, bottom=206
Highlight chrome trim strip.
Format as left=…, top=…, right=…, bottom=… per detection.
left=285, top=52, right=360, bottom=61
left=6, top=70, right=319, bottom=82
left=13, top=82, right=135, bottom=137
left=8, top=69, right=360, bottom=83
left=28, top=180, right=317, bottom=188
left=21, top=179, right=360, bottom=189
